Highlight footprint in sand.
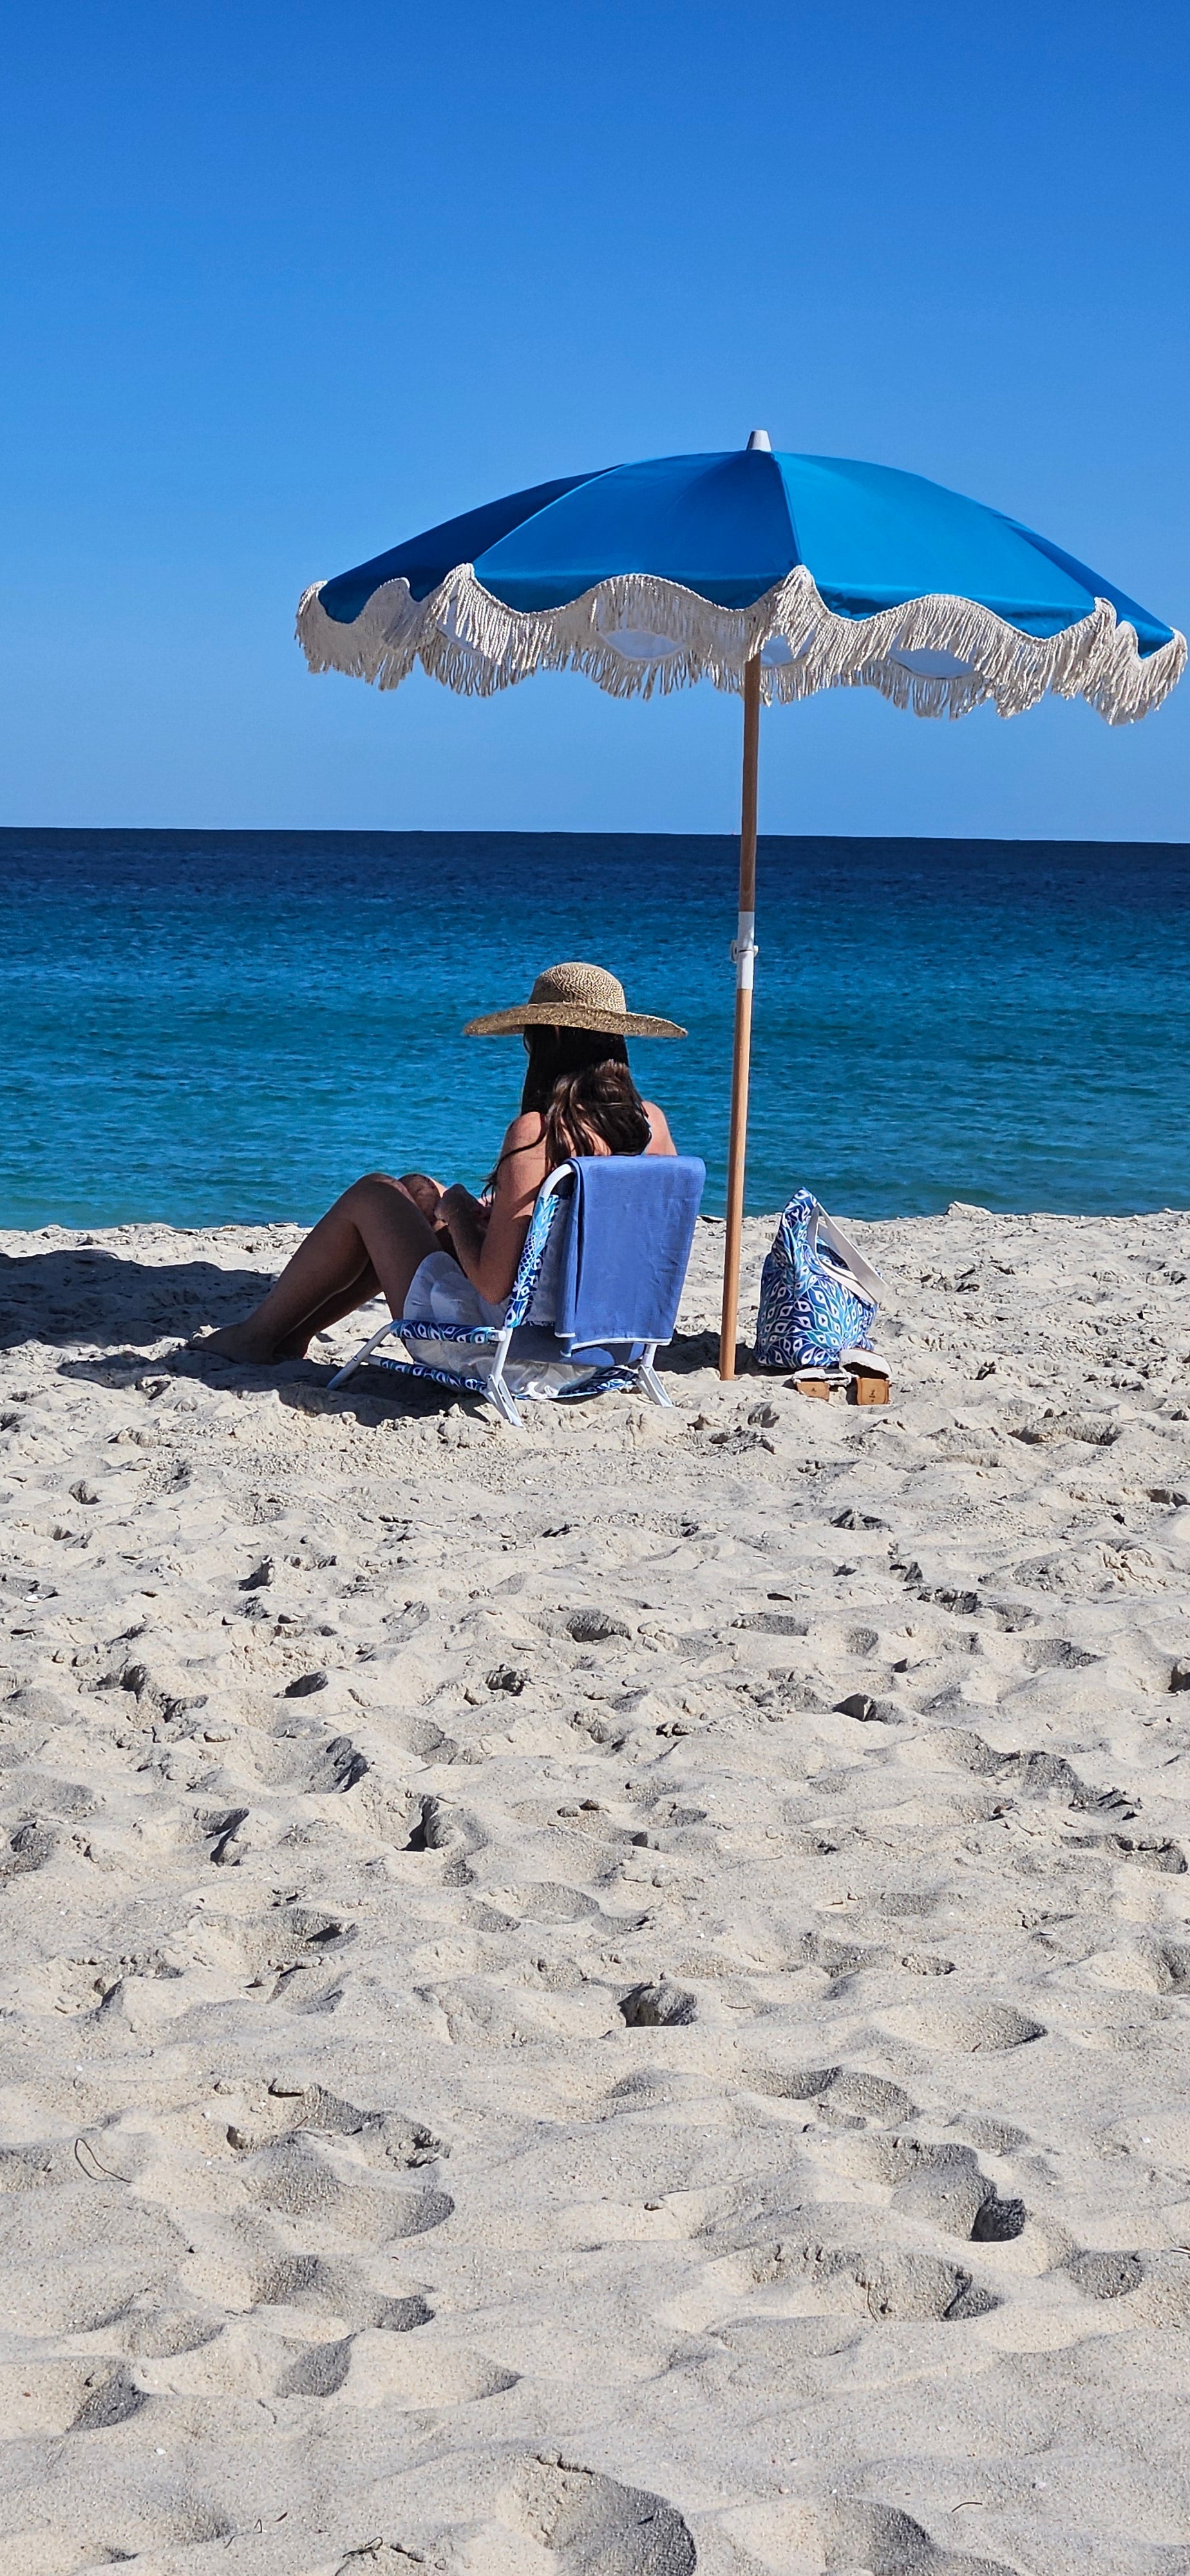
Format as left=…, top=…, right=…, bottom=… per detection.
left=70, top=2363, right=147, bottom=2430
left=618, top=1981, right=698, bottom=2027
left=878, top=1998, right=1046, bottom=2052
left=330, top=2337, right=518, bottom=2410
left=820, top=2497, right=1016, bottom=2575
left=229, top=2079, right=443, bottom=2170
left=1019, top=1635, right=1100, bottom=1670
left=276, top=2333, right=355, bottom=2396
left=118, top=2307, right=225, bottom=2357
left=196, top=1902, right=359, bottom=1988
left=0, top=1819, right=57, bottom=1879
left=367, top=2454, right=695, bottom=2576
left=0, top=2359, right=147, bottom=2438
left=307, top=1733, right=370, bottom=1790
left=880, top=2140, right=1026, bottom=2240
left=254, top=2252, right=431, bottom=2332
left=745, top=2066, right=918, bottom=2125
left=1064, top=2249, right=1144, bottom=2300
left=500, top=1882, right=603, bottom=1923
left=241, top=2137, right=454, bottom=2241
left=749, top=2239, right=997, bottom=2323
left=555, top=1608, right=633, bottom=1645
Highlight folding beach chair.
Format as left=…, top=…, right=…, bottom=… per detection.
left=328, top=1154, right=706, bottom=1430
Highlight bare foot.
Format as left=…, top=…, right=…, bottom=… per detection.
left=193, top=1321, right=278, bottom=1363
left=272, top=1329, right=313, bottom=1361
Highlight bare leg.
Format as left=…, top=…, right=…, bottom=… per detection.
left=199, top=1176, right=438, bottom=1362
left=272, top=1258, right=382, bottom=1359
left=278, top=1180, right=444, bottom=1347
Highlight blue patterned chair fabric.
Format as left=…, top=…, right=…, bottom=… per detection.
left=368, top=1173, right=630, bottom=1405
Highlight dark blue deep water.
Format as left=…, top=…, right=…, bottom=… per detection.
left=1, top=830, right=1187, bottom=1228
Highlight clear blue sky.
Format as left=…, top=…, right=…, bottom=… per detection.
left=3, top=1, right=1187, bottom=838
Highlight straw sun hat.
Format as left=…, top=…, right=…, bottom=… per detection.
left=464, top=960, right=685, bottom=1039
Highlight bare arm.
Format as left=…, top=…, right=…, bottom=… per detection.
left=436, top=1186, right=489, bottom=1278
left=643, top=1101, right=677, bottom=1155
left=439, top=1113, right=549, bottom=1305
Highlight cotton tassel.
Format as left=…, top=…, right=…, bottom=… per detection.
left=295, top=565, right=1186, bottom=728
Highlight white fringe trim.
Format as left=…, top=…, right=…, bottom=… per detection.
left=296, top=562, right=1185, bottom=725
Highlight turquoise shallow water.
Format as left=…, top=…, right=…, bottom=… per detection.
left=1, top=829, right=1187, bottom=1229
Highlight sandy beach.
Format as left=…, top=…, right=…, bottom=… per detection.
left=2, top=1202, right=1189, bottom=2576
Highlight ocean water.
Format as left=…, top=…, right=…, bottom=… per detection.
left=1, top=829, right=1187, bottom=1231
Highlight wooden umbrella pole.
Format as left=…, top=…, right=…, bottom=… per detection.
left=719, top=653, right=762, bottom=1379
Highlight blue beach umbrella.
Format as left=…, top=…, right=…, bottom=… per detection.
left=298, top=433, right=1185, bottom=1378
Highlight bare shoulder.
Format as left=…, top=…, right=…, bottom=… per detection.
left=643, top=1101, right=677, bottom=1155
left=500, top=1110, right=548, bottom=1157
left=493, top=1110, right=549, bottom=1207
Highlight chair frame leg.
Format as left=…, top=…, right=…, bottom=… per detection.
left=484, top=1329, right=524, bottom=1430
left=636, top=1343, right=671, bottom=1408
left=328, top=1319, right=398, bottom=1388
left=330, top=1325, right=669, bottom=1430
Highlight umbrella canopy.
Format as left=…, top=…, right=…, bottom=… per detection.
left=296, top=437, right=1185, bottom=1385
left=298, top=440, right=1184, bottom=723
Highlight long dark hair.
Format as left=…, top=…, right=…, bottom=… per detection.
left=502, top=1025, right=652, bottom=1174
left=520, top=1025, right=631, bottom=1113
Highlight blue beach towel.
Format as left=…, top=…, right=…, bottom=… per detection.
left=554, top=1155, right=705, bottom=1356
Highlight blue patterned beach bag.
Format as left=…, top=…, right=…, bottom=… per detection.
left=755, top=1189, right=882, bottom=1370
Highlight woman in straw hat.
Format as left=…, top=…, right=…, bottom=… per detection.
left=200, top=963, right=683, bottom=1363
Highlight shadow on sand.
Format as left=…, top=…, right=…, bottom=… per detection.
left=0, top=1243, right=270, bottom=1352
left=2, top=1244, right=724, bottom=1423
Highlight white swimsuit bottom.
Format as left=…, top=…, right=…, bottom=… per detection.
left=401, top=1240, right=593, bottom=1399
left=404, top=1250, right=509, bottom=1334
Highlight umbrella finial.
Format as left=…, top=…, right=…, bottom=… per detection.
left=746, top=428, right=772, bottom=451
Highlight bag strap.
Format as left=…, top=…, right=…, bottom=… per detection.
left=809, top=1202, right=883, bottom=1303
